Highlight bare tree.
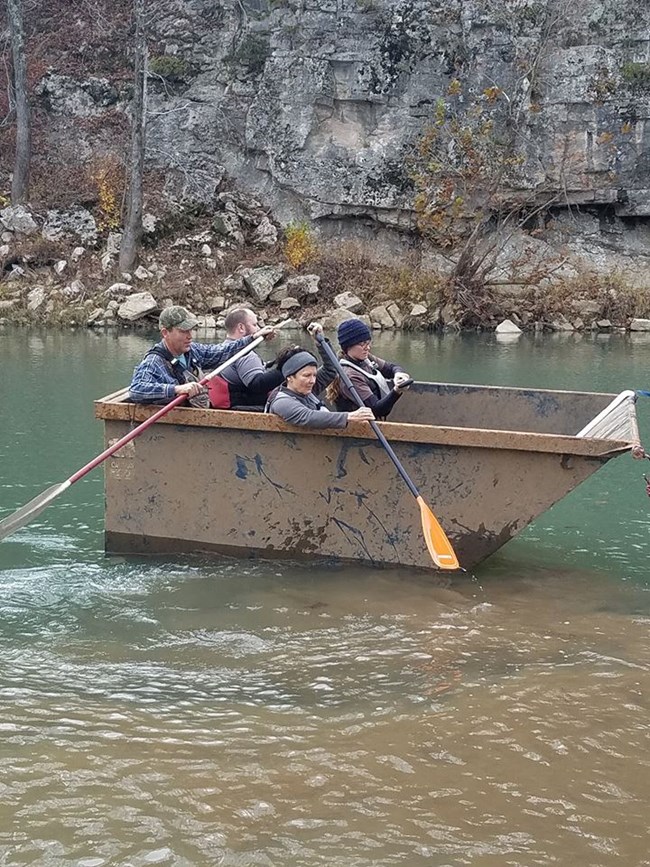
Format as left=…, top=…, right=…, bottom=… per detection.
left=408, top=0, right=588, bottom=321
left=6, top=0, right=30, bottom=203
left=119, top=0, right=147, bottom=273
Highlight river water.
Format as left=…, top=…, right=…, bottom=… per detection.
left=1, top=328, right=650, bottom=866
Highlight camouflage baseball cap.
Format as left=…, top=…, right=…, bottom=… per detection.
left=159, top=305, right=199, bottom=330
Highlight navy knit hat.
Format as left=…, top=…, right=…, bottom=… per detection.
left=281, top=351, right=318, bottom=379
left=337, top=318, right=372, bottom=350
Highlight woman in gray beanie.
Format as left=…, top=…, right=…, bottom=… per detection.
left=326, top=318, right=412, bottom=419
left=266, top=324, right=374, bottom=429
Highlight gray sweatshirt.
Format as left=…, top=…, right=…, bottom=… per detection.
left=268, top=387, right=349, bottom=429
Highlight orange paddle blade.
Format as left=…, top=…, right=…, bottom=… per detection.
left=417, top=496, right=460, bottom=570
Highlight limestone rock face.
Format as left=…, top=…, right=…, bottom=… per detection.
left=35, top=72, right=119, bottom=117
left=133, top=0, right=649, bottom=229
left=20, top=0, right=650, bottom=269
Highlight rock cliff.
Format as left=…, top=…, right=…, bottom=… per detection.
left=2, top=0, right=650, bottom=285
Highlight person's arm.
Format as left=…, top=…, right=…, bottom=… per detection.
left=371, top=354, right=405, bottom=380
left=368, top=389, right=401, bottom=419
left=270, top=393, right=349, bottom=429
left=339, top=365, right=403, bottom=419
left=313, top=337, right=339, bottom=395
left=246, top=367, right=285, bottom=395
left=237, top=353, right=285, bottom=394
left=128, top=354, right=178, bottom=404
left=193, top=334, right=255, bottom=369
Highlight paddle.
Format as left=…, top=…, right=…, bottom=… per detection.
left=315, top=333, right=460, bottom=571
left=0, top=329, right=277, bottom=542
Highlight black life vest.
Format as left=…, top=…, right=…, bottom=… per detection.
left=146, top=345, right=209, bottom=409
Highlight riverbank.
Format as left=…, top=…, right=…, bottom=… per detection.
left=3, top=200, right=650, bottom=336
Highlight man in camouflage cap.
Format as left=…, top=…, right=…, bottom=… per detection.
left=129, top=305, right=274, bottom=405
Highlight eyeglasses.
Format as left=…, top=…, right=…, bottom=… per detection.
left=357, top=341, right=371, bottom=348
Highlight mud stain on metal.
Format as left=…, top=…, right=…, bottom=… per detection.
left=234, top=453, right=295, bottom=497
left=331, top=517, right=375, bottom=563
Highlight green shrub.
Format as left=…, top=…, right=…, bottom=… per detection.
left=229, top=34, right=270, bottom=76
left=149, top=55, right=190, bottom=82
left=621, top=62, right=650, bottom=90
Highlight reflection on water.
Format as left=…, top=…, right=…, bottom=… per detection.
left=2, top=329, right=650, bottom=865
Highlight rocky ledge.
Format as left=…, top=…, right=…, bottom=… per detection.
left=2, top=194, right=650, bottom=338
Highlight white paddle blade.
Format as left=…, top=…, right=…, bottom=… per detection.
left=0, top=481, right=71, bottom=542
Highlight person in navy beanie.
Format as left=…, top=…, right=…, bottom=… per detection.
left=326, top=318, right=413, bottom=419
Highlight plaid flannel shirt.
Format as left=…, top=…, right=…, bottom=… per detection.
left=128, top=335, right=254, bottom=403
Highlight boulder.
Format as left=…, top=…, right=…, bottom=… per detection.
left=334, top=291, right=364, bottom=313
left=71, top=246, right=85, bottom=263
left=495, top=318, right=523, bottom=334
left=134, top=266, right=151, bottom=280
left=321, top=309, right=364, bottom=329
left=252, top=216, right=278, bottom=248
left=105, top=282, right=133, bottom=298
left=27, top=286, right=47, bottom=311
left=142, top=213, right=158, bottom=234
left=280, top=296, right=301, bottom=309
left=242, top=265, right=286, bottom=302
left=64, top=280, right=86, bottom=297
left=630, top=318, right=650, bottom=331
left=7, top=265, right=26, bottom=281
left=387, top=302, right=403, bottom=327
left=117, top=291, right=158, bottom=321
left=369, top=305, right=395, bottom=329
left=549, top=314, right=574, bottom=331
left=286, top=274, right=320, bottom=299
left=54, top=260, right=67, bottom=275
left=269, top=283, right=290, bottom=303
left=208, top=295, right=226, bottom=312
left=86, top=308, right=105, bottom=326
left=410, top=303, right=428, bottom=317
left=223, top=273, right=244, bottom=294
left=0, top=205, right=37, bottom=235
left=42, top=207, right=98, bottom=245
left=213, top=212, right=244, bottom=246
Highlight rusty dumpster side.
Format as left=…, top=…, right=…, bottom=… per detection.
left=94, top=382, right=632, bottom=570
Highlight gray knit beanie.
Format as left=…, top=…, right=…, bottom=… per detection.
left=281, top=351, right=318, bottom=379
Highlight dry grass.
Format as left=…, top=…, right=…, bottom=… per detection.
left=311, top=240, right=445, bottom=308
left=534, top=271, right=650, bottom=323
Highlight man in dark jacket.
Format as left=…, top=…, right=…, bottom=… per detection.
left=207, top=307, right=283, bottom=410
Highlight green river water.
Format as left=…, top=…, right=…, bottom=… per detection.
left=1, top=327, right=649, bottom=866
